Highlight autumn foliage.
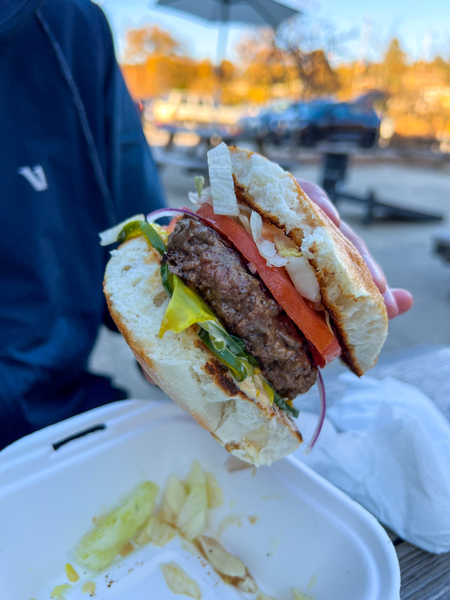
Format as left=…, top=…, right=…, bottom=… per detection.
left=121, top=25, right=450, bottom=140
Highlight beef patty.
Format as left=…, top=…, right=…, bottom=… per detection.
left=164, top=216, right=317, bottom=398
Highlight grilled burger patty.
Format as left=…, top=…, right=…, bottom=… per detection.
left=165, top=216, right=317, bottom=398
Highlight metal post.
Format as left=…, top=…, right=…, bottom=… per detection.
left=363, top=190, right=376, bottom=225
left=215, top=0, right=230, bottom=66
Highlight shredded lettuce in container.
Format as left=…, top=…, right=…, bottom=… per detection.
left=205, top=471, right=223, bottom=508
left=176, top=460, right=208, bottom=540
left=75, top=481, right=158, bottom=570
left=135, top=515, right=177, bottom=547
left=81, top=582, right=97, bottom=595
left=197, top=535, right=247, bottom=577
left=50, top=584, right=71, bottom=598
left=160, top=474, right=188, bottom=525
left=160, top=561, right=202, bottom=599
left=292, top=588, right=315, bottom=600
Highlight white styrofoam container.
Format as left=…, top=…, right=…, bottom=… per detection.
left=0, top=400, right=400, bottom=600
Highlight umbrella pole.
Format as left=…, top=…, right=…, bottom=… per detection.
left=215, top=0, right=230, bottom=103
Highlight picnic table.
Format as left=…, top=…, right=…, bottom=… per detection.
left=152, top=123, right=243, bottom=172
left=434, top=230, right=450, bottom=263
left=300, top=344, right=450, bottom=599
left=151, top=123, right=300, bottom=172
left=320, top=151, right=444, bottom=225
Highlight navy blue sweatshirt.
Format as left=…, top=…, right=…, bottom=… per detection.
left=0, top=0, right=165, bottom=448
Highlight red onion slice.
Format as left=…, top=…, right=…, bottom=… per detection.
left=304, top=369, right=326, bottom=454
left=146, top=207, right=210, bottom=225
left=146, top=208, right=194, bottom=222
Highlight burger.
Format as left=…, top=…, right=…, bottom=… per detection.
left=101, top=144, right=387, bottom=466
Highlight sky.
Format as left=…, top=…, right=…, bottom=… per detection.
left=97, top=0, right=450, bottom=64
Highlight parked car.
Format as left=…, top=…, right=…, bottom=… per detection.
left=264, top=102, right=306, bottom=145
left=150, top=91, right=243, bottom=127
left=287, top=102, right=381, bottom=148
left=238, top=100, right=292, bottom=140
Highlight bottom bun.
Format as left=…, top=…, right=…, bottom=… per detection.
left=104, top=236, right=303, bottom=466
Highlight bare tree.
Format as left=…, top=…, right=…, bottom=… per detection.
left=124, top=25, right=181, bottom=64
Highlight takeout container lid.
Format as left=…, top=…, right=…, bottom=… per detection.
left=0, top=399, right=401, bottom=600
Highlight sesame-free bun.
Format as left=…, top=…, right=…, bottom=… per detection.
left=229, top=146, right=388, bottom=375
left=104, top=236, right=302, bottom=466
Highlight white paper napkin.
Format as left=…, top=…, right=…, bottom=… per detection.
left=294, top=373, right=450, bottom=554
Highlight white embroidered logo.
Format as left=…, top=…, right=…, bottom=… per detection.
left=18, top=165, right=49, bottom=191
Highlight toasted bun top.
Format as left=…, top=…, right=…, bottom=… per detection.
left=104, top=236, right=302, bottom=466
left=229, top=146, right=388, bottom=375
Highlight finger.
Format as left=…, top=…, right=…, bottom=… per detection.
left=365, top=257, right=387, bottom=294
left=383, top=287, right=399, bottom=319
left=339, top=221, right=387, bottom=293
left=132, top=349, right=156, bottom=385
left=142, top=370, right=156, bottom=385
left=296, top=179, right=340, bottom=227
left=391, top=288, right=413, bottom=316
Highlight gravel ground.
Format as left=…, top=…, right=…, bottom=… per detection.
left=89, top=156, right=450, bottom=399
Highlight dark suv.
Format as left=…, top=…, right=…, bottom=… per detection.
left=289, top=102, right=380, bottom=148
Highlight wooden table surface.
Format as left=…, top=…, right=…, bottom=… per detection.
left=304, top=344, right=450, bottom=600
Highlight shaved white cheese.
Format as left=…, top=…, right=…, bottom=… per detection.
left=285, top=255, right=321, bottom=303
left=248, top=211, right=320, bottom=302
left=238, top=212, right=252, bottom=233
left=188, top=186, right=212, bottom=206
left=99, top=214, right=145, bottom=246
left=250, top=211, right=288, bottom=267
left=207, top=142, right=239, bottom=216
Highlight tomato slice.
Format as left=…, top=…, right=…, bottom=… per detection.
left=196, top=203, right=341, bottom=367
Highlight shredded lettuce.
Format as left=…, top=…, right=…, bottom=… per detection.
left=176, top=460, right=208, bottom=540
left=207, top=142, right=239, bottom=216
left=194, top=176, right=205, bottom=197
left=160, top=561, right=201, bottom=599
left=135, top=515, right=176, bottom=546
left=205, top=472, right=223, bottom=508
left=285, top=255, right=321, bottom=303
left=292, top=588, right=315, bottom=600
left=75, top=481, right=158, bottom=571
left=50, top=584, right=71, bottom=598
left=250, top=211, right=288, bottom=267
left=197, top=535, right=246, bottom=577
left=160, top=474, right=187, bottom=525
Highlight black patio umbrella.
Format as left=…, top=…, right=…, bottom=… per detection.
left=155, top=0, right=301, bottom=64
